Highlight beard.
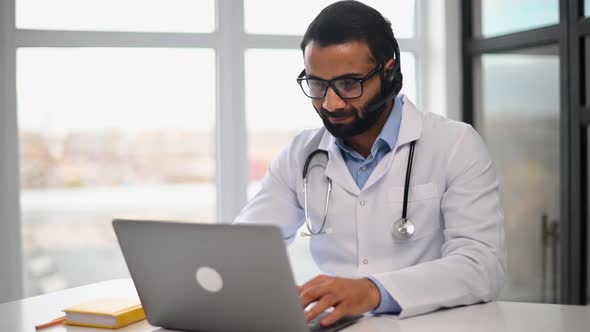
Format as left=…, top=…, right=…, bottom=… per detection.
left=314, top=92, right=388, bottom=139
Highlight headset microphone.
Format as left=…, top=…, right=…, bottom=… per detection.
left=364, top=80, right=398, bottom=113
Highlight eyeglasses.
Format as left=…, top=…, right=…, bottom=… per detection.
left=296, top=63, right=383, bottom=100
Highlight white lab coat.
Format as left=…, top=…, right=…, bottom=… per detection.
left=235, top=95, right=507, bottom=318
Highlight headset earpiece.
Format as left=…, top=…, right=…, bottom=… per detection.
left=389, top=36, right=403, bottom=96
left=386, top=68, right=395, bottom=87
left=366, top=35, right=403, bottom=113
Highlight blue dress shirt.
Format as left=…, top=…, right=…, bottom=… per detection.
left=334, top=95, right=403, bottom=315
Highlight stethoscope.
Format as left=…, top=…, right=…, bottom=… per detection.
left=301, top=140, right=417, bottom=240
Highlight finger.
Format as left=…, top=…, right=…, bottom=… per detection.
left=320, top=307, right=347, bottom=327
left=299, top=280, right=331, bottom=303
left=298, top=275, right=331, bottom=296
left=304, top=294, right=339, bottom=322
left=299, top=276, right=333, bottom=298
left=300, top=284, right=332, bottom=308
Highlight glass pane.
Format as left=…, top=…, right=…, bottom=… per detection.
left=18, top=48, right=216, bottom=296
left=245, top=0, right=415, bottom=38
left=245, top=49, right=317, bottom=194
left=586, top=0, right=590, bottom=17
left=475, top=45, right=560, bottom=303
left=16, top=0, right=215, bottom=33
left=474, top=0, right=559, bottom=38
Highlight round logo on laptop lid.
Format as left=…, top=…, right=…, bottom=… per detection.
left=195, top=266, right=223, bottom=293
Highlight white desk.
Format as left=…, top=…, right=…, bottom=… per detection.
left=1, top=279, right=589, bottom=332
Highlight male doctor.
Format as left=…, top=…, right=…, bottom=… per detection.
left=235, top=0, right=506, bottom=327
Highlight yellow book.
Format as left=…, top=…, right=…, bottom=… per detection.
left=62, top=298, right=146, bottom=329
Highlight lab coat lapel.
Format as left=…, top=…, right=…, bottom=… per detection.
left=317, top=131, right=361, bottom=196
left=395, top=95, right=423, bottom=147
left=362, top=96, right=423, bottom=191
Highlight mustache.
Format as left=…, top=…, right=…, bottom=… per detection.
left=319, top=108, right=355, bottom=118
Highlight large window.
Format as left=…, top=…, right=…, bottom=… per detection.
left=464, top=0, right=589, bottom=305
left=1, top=0, right=428, bottom=299
left=14, top=1, right=219, bottom=297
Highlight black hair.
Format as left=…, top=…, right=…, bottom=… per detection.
left=300, top=0, right=402, bottom=94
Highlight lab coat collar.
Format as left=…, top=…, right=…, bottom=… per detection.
left=316, top=137, right=360, bottom=195
left=314, top=94, right=423, bottom=195
left=317, top=128, right=360, bottom=195
left=361, top=96, right=423, bottom=190
left=395, top=94, right=423, bottom=148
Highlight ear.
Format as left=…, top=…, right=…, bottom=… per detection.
left=384, top=57, right=396, bottom=73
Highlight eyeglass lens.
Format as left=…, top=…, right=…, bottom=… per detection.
left=303, top=78, right=362, bottom=99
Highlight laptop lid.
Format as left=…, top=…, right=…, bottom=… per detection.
left=113, top=219, right=310, bottom=332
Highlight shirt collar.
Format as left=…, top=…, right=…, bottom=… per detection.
left=335, top=95, right=404, bottom=158
left=377, top=94, right=403, bottom=150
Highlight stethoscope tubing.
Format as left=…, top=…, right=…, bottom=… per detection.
left=302, top=140, right=417, bottom=237
left=401, top=141, right=416, bottom=220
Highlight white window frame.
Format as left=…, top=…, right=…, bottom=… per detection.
left=0, top=0, right=461, bottom=302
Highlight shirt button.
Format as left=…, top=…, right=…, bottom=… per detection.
left=360, top=200, right=366, bottom=206
left=363, top=259, right=369, bottom=264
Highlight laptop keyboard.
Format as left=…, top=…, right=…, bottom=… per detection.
left=308, top=312, right=363, bottom=332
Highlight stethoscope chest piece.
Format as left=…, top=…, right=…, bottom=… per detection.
left=392, top=218, right=415, bottom=240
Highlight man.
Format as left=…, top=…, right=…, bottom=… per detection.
left=235, top=0, right=506, bottom=327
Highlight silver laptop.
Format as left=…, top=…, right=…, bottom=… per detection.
left=112, top=219, right=362, bottom=332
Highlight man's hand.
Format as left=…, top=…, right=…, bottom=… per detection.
left=299, top=275, right=381, bottom=327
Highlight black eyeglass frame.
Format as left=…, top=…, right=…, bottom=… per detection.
left=296, top=63, right=383, bottom=100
